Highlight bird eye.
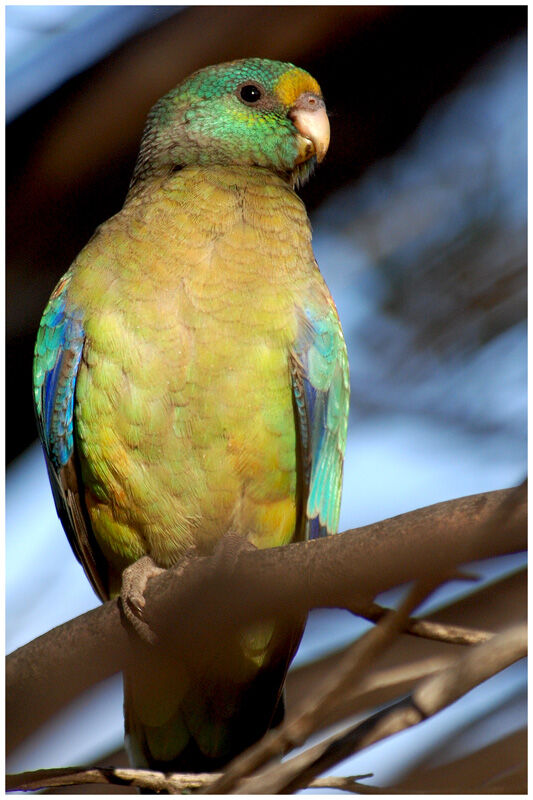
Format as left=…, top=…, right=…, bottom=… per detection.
left=239, top=84, right=262, bottom=104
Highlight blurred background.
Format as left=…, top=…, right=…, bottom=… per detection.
left=6, top=5, right=526, bottom=792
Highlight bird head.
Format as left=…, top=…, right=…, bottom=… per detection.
left=131, top=58, right=330, bottom=189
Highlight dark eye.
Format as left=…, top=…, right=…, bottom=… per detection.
left=239, top=84, right=262, bottom=104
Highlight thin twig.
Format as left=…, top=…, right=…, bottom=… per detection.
left=412, top=622, right=527, bottom=717
left=360, top=601, right=493, bottom=645
left=309, top=774, right=381, bottom=793
left=300, top=654, right=455, bottom=733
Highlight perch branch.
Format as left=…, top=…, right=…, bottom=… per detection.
left=7, top=485, right=526, bottom=753
left=208, top=482, right=526, bottom=793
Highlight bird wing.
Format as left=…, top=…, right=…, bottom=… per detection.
left=33, top=271, right=109, bottom=600
left=291, top=296, right=349, bottom=540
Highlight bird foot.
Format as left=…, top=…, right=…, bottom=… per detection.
left=120, top=555, right=165, bottom=646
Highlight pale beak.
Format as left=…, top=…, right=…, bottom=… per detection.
left=289, top=92, right=330, bottom=164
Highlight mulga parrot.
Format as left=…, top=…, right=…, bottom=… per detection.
left=33, top=57, right=349, bottom=772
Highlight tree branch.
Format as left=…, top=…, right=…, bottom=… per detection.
left=208, top=578, right=438, bottom=794
left=7, top=485, right=526, bottom=754
left=361, top=601, right=494, bottom=645
left=236, top=623, right=527, bottom=794
left=6, top=766, right=378, bottom=794
left=207, top=482, right=527, bottom=793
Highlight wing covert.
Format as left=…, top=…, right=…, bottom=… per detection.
left=291, top=300, right=349, bottom=540
left=33, top=272, right=108, bottom=599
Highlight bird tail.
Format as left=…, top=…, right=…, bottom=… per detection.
left=124, top=619, right=304, bottom=773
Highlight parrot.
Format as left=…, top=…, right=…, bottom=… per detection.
left=33, top=58, right=349, bottom=773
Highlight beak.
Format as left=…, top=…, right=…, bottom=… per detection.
left=289, top=92, right=330, bottom=164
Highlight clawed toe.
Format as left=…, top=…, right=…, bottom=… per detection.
left=120, top=555, right=165, bottom=645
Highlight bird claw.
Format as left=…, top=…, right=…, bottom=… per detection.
left=120, top=555, right=165, bottom=646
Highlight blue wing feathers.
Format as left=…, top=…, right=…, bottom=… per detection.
left=34, top=275, right=108, bottom=600
left=308, top=517, right=323, bottom=540
left=34, top=284, right=84, bottom=468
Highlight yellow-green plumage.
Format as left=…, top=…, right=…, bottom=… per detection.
left=33, top=58, right=349, bottom=771
left=74, top=166, right=317, bottom=577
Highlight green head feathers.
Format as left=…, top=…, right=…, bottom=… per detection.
left=131, top=58, right=329, bottom=188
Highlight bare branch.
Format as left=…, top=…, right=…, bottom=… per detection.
left=287, top=564, right=526, bottom=728
left=300, top=654, right=455, bottom=733
left=412, top=622, right=527, bottom=717
left=238, top=623, right=527, bottom=794
left=6, top=766, right=377, bottom=794
left=207, top=483, right=526, bottom=793
left=361, top=601, right=493, bottom=645
left=234, top=698, right=417, bottom=795
left=7, top=485, right=526, bottom=754
left=208, top=579, right=437, bottom=794
left=305, top=774, right=377, bottom=793
left=385, top=727, right=526, bottom=793
left=7, top=766, right=206, bottom=794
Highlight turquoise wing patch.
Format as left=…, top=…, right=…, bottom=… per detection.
left=291, top=301, right=349, bottom=539
left=33, top=272, right=108, bottom=600
left=33, top=272, right=84, bottom=468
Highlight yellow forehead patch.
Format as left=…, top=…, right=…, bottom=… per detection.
left=274, top=68, right=322, bottom=106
